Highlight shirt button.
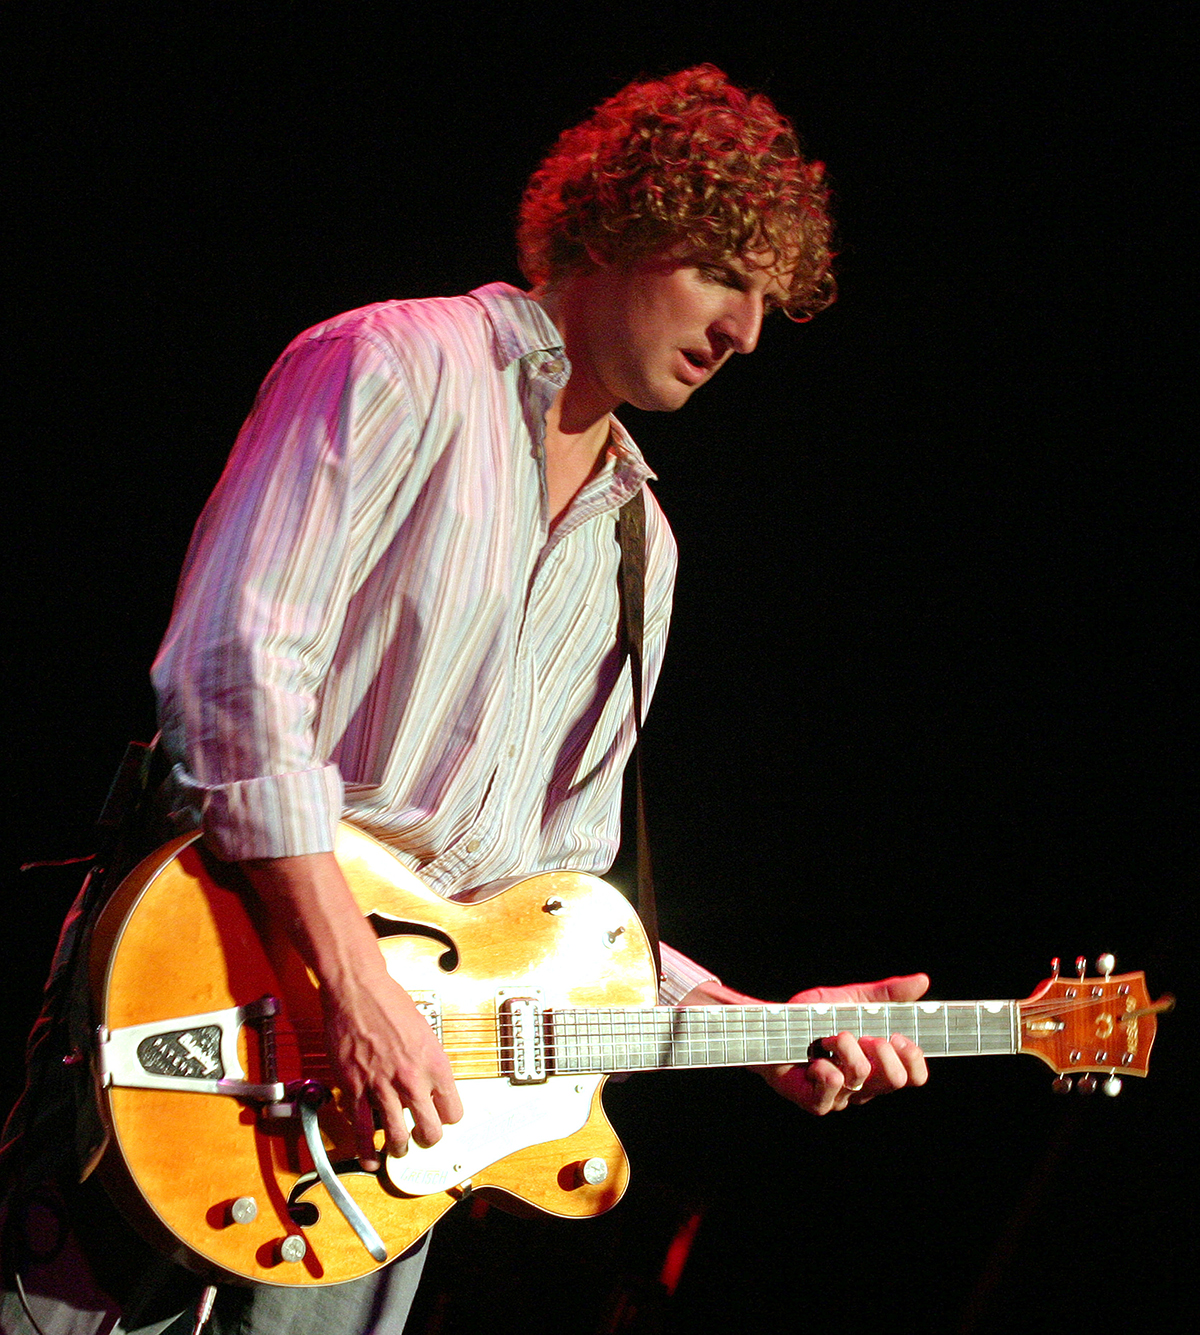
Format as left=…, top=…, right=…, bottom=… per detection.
left=466, top=839, right=480, bottom=853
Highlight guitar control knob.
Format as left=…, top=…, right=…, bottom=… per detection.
left=279, top=1234, right=307, bottom=1264
left=230, top=1196, right=258, bottom=1225
left=1077, top=1074, right=1098, bottom=1095
left=1103, top=1075, right=1123, bottom=1097
left=1096, top=953, right=1116, bottom=978
left=579, top=1157, right=609, bottom=1186
left=1052, top=1075, right=1073, bottom=1094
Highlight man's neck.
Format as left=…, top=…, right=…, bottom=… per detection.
left=542, top=392, right=611, bottom=533
left=533, top=284, right=619, bottom=531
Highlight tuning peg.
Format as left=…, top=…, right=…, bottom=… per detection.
left=1077, top=1074, right=1098, bottom=1095
left=1096, top=953, right=1115, bottom=979
left=1052, top=1075, right=1073, bottom=1094
left=1051, top=957, right=1061, bottom=978
left=1103, top=1075, right=1122, bottom=1097
left=1075, top=956, right=1087, bottom=980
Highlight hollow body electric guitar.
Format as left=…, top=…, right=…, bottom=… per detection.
left=89, top=824, right=1168, bottom=1288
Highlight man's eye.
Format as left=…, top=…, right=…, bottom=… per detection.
left=701, top=266, right=739, bottom=288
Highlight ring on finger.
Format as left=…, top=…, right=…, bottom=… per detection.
left=807, top=1040, right=865, bottom=1093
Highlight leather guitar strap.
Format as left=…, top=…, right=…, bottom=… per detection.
left=617, top=487, right=662, bottom=984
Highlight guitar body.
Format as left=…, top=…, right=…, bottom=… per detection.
left=89, top=824, right=655, bottom=1286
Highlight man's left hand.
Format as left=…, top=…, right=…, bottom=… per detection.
left=679, top=974, right=930, bottom=1115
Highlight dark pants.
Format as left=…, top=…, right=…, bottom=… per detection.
left=0, top=1175, right=429, bottom=1334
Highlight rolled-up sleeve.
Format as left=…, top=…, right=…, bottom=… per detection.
left=152, top=329, right=417, bottom=861
left=657, top=942, right=721, bottom=1005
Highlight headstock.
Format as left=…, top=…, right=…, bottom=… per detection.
left=1018, top=953, right=1173, bottom=1093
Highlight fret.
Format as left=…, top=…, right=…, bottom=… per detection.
left=913, top=1003, right=930, bottom=1050
left=957, top=1004, right=978, bottom=1055
left=745, top=1006, right=763, bottom=1065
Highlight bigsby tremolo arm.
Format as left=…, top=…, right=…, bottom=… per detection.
left=97, top=995, right=286, bottom=1101
left=98, top=996, right=387, bottom=1263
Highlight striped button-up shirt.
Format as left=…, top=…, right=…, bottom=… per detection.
left=152, top=282, right=716, bottom=1002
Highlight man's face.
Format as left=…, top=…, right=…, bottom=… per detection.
left=566, top=247, right=795, bottom=416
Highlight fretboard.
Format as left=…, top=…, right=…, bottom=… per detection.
left=550, top=1001, right=1018, bottom=1073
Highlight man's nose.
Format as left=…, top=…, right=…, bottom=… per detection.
left=713, top=296, right=763, bottom=356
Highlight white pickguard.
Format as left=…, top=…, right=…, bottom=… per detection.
left=383, top=1073, right=603, bottom=1196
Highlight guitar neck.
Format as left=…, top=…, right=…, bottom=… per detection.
left=550, top=1000, right=1019, bottom=1074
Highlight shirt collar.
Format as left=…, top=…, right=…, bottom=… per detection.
left=469, top=282, right=564, bottom=367
left=469, top=281, right=657, bottom=497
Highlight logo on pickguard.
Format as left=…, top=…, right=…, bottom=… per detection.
left=136, top=1026, right=223, bottom=1079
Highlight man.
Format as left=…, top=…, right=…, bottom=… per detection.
left=2, top=65, right=926, bottom=1335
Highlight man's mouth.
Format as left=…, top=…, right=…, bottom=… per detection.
left=676, top=348, right=715, bottom=387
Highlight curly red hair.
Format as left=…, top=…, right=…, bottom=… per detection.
left=518, top=65, right=835, bottom=319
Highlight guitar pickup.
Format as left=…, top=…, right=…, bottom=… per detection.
left=497, top=993, right=547, bottom=1084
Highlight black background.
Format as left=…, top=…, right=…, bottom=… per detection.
left=3, top=4, right=1192, bottom=1332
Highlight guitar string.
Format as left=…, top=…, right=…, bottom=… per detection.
left=264, top=994, right=1132, bottom=1043
left=269, top=994, right=1127, bottom=1025
left=240, top=994, right=1139, bottom=1080
left=263, top=998, right=1135, bottom=1060
left=252, top=996, right=1142, bottom=1069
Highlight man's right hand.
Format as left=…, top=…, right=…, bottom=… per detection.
left=319, top=952, right=462, bottom=1169
left=240, top=851, right=463, bottom=1170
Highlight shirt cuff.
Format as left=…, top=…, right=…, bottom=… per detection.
left=174, top=762, right=344, bottom=861
left=657, top=941, right=721, bottom=1006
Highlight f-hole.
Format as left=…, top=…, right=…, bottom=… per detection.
left=366, top=915, right=460, bottom=972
